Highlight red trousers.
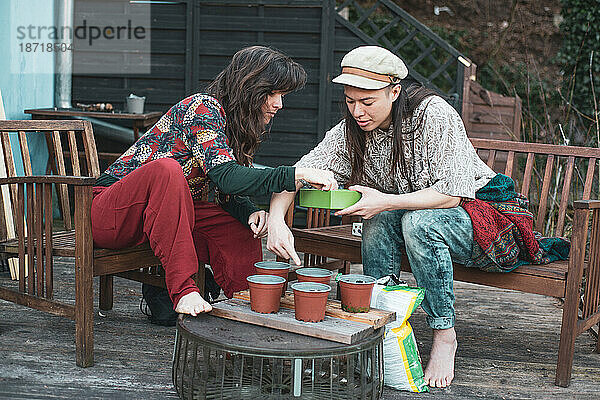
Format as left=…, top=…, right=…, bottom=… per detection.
left=91, top=158, right=262, bottom=306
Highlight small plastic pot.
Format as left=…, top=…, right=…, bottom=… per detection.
left=295, top=267, right=333, bottom=285
left=247, top=275, right=286, bottom=314
left=291, top=282, right=331, bottom=322
left=255, top=261, right=291, bottom=294
left=339, top=274, right=376, bottom=313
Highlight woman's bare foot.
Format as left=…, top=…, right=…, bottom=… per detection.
left=174, top=291, right=212, bottom=316
left=424, top=327, right=457, bottom=388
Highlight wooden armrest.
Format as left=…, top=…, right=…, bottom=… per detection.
left=0, top=175, right=96, bottom=186
left=284, top=196, right=296, bottom=227
left=574, top=200, right=600, bottom=210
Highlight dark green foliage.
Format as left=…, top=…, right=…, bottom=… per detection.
left=556, top=0, right=600, bottom=119
left=424, top=2, right=599, bottom=146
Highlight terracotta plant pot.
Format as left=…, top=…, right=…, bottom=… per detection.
left=255, top=261, right=291, bottom=293
left=291, top=282, right=331, bottom=322
left=295, top=267, right=333, bottom=285
left=339, top=274, right=376, bottom=313
left=247, top=275, right=286, bottom=313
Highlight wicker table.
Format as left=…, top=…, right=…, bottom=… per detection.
left=173, top=313, right=384, bottom=400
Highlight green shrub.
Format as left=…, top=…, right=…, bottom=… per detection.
left=556, top=0, right=600, bottom=120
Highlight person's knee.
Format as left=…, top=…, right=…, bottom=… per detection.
left=401, top=209, right=455, bottom=248
left=363, top=210, right=402, bottom=240
left=401, top=209, right=432, bottom=240
left=147, top=158, right=185, bottom=182
left=402, top=208, right=471, bottom=244
left=152, top=157, right=182, bottom=173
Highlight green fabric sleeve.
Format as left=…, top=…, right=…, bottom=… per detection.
left=220, top=195, right=261, bottom=226
left=207, top=161, right=297, bottom=196
left=95, top=172, right=118, bottom=187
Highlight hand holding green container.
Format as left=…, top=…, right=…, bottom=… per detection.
left=299, top=189, right=362, bottom=210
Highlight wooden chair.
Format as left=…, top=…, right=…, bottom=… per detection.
left=287, top=138, right=600, bottom=387
left=0, top=120, right=205, bottom=367
left=461, top=62, right=522, bottom=142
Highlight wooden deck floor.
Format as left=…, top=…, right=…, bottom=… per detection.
left=1, top=254, right=599, bottom=399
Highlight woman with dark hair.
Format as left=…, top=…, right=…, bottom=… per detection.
left=267, top=46, right=496, bottom=388
left=91, top=46, right=337, bottom=320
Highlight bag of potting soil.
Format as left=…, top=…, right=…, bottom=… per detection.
left=370, top=277, right=428, bottom=393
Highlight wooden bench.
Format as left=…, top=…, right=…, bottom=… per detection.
left=286, top=138, right=600, bottom=387
left=0, top=120, right=206, bottom=367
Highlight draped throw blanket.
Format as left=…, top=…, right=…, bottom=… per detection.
left=460, top=174, right=570, bottom=273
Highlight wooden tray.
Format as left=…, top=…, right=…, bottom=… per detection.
left=209, top=290, right=395, bottom=344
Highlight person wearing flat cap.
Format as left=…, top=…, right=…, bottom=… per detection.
left=267, top=45, right=496, bottom=388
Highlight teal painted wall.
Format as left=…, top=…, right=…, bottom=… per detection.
left=0, top=0, right=53, bottom=175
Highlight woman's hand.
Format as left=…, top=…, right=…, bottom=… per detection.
left=335, top=185, right=391, bottom=219
left=295, top=168, right=338, bottom=191
left=267, top=218, right=302, bottom=265
left=248, top=210, right=269, bottom=238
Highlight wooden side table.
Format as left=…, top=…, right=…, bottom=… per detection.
left=24, top=108, right=163, bottom=141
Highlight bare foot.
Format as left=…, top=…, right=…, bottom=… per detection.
left=424, top=327, right=457, bottom=388
left=174, top=291, right=212, bottom=316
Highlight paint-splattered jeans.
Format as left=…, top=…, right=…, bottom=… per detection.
left=362, top=207, right=474, bottom=330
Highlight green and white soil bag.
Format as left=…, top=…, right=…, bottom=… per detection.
left=370, top=281, right=428, bottom=392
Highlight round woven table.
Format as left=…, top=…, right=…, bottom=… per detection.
left=172, top=314, right=384, bottom=400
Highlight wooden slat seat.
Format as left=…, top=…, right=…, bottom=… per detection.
left=0, top=231, right=86, bottom=257
left=286, top=138, right=600, bottom=387
left=293, top=224, right=570, bottom=289
left=0, top=231, right=159, bottom=269
left=0, top=230, right=153, bottom=257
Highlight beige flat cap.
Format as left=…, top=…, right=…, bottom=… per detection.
left=332, top=46, right=408, bottom=90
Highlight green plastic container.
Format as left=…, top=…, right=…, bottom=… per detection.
left=299, top=189, right=362, bottom=210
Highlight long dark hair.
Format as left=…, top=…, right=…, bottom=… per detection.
left=206, top=46, right=306, bottom=166
left=345, top=81, right=438, bottom=189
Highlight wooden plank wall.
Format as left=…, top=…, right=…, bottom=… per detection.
left=195, top=2, right=325, bottom=167
left=71, top=1, right=326, bottom=168
left=71, top=1, right=521, bottom=168
left=329, top=19, right=365, bottom=133
left=72, top=2, right=188, bottom=113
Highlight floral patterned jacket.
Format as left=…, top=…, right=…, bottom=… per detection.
left=104, top=93, right=236, bottom=200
